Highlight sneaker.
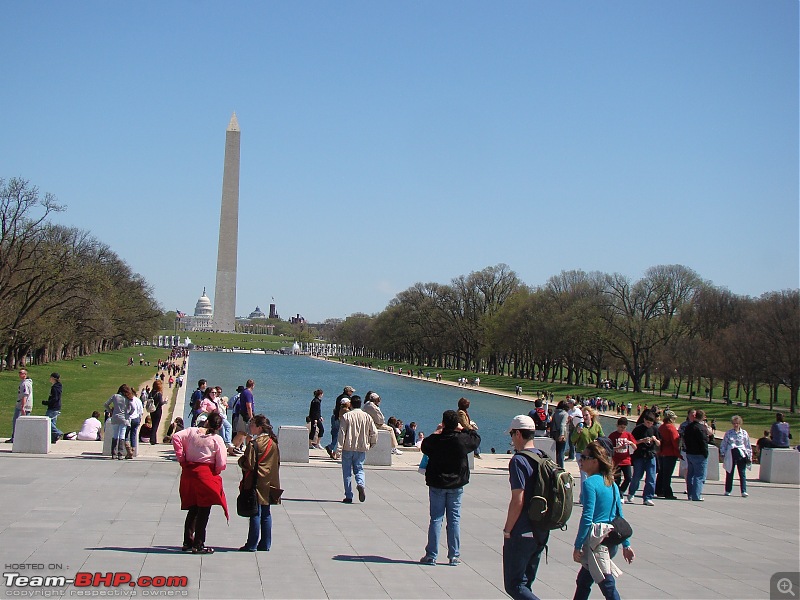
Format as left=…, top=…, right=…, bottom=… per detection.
left=742, top=492, right=748, bottom=498
left=357, top=484, right=366, bottom=503
left=449, top=557, right=461, bottom=566
left=419, top=556, right=436, bottom=566
left=342, top=498, right=353, bottom=504
left=625, top=496, right=634, bottom=504
left=724, top=491, right=731, bottom=496
left=644, top=499, right=655, bottom=506
left=4, top=439, right=13, bottom=443
left=391, top=448, right=403, bottom=455
left=326, top=447, right=334, bottom=459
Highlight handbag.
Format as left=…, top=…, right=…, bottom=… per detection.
left=602, top=485, right=633, bottom=547
left=236, top=439, right=272, bottom=517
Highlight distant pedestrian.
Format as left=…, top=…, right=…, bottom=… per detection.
left=683, top=409, right=710, bottom=501
left=720, top=416, right=752, bottom=498
left=149, top=380, right=167, bottom=445
left=655, top=411, right=680, bottom=500
left=308, top=389, right=324, bottom=450
left=336, top=396, right=377, bottom=503
left=232, top=380, right=255, bottom=449
left=326, top=386, right=355, bottom=459
left=420, top=410, right=480, bottom=567
left=7, top=369, right=33, bottom=444
left=625, top=410, right=660, bottom=506
left=104, top=385, right=136, bottom=460
left=43, top=372, right=63, bottom=443
left=456, top=397, right=481, bottom=459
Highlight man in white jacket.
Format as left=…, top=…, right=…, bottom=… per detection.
left=363, top=393, right=403, bottom=455
left=337, top=396, right=378, bottom=504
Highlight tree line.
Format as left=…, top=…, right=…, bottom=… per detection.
left=0, top=178, right=161, bottom=369
left=331, top=264, right=799, bottom=413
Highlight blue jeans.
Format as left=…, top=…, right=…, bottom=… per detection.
left=686, top=454, right=708, bottom=500
left=341, top=450, right=365, bottom=500
left=555, top=439, right=566, bottom=469
left=502, top=530, right=548, bottom=600
left=424, top=487, right=463, bottom=560
left=45, top=409, right=62, bottom=437
left=220, top=418, right=232, bottom=445
left=244, top=503, right=272, bottom=551
left=574, top=549, right=621, bottom=600
left=128, top=418, right=141, bottom=450
left=627, top=456, right=656, bottom=501
left=327, top=417, right=340, bottom=453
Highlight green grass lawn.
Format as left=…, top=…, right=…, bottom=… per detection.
left=160, top=330, right=295, bottom=351
left=0, top=346, right=179, bottom=438
left=344, top=357, right=799, bottom=437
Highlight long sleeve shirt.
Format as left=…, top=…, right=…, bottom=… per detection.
left=172, top=427, right=227, bottom=475
left=575, top=474, right=630, bottom=550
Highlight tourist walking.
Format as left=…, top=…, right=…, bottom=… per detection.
left=571, top=407, right=604, bottom=503
left=608, top=417, right=636, bottom=498
left=326, top=385, right=355, bottom=459
left=43, top=372, right=63, bottom=443
left=625, top=410, right=660, bottom=506
left=172, top=412, right=228, bottom=554
left=720, top=416, right=752, bottom=497
left=502, top=415, right=550, bottom=599
left=684, top=409, right=710, bottom=501
left=127, top=389, right=144, bottom=458
left=7, top=368, right=33, bottom=443
left=419, top=410, right=481, bottom=567
left=308, top=389, right=324, bottom=450
left=336, top=396, right=377, bottom=503
left=550, top=400, right=569, bottom=469
left=104, top=385, right=136, bottom=460
left=189, top=379, right=207, bottom=427
left=149, top=380, right=167, bottom=445
left=655, top=411, right=680, bottom=500
left=573, top=441, right=635, bottom=600
left=232, top=379, right=255, bottom=449
left=238, top=415, right=281, bottom=551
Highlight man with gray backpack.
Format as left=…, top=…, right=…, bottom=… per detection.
left=503, top=415, right=574, bottom=600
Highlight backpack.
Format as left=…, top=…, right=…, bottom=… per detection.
left=144, top=398, right=156, bottom=413
left=519, top=449, right=574, bottom=531
left=534, top=407, right=548, bottom=429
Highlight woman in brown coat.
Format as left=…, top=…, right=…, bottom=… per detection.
left=238, top=415, right=281, bottom=551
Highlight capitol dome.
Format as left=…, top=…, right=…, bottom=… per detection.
left=194, top=288, right=213, bottom=317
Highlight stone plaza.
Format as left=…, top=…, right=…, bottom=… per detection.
left=0, top=439, right=797, bottom=600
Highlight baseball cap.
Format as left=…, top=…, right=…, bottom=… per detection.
left=508, top=415, right=536, bottom=432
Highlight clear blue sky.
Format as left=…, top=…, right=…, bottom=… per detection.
left=2, top=1, right=797, bottom=322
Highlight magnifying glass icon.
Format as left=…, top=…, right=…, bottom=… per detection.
left=777, top=578, right=796, bottom=597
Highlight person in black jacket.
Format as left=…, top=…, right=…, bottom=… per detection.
left=684, top=409, right=710, bottom=501
left=419, top=410, right=480, bottom=567
left=43, top=373, right=63, bottom=443
left=308, top=389, right=324, bottom=450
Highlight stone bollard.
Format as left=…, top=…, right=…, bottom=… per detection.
left=759, top=449, right=800, bottom=484
left=365, top=430, right=393, bottom=466
left=277, top=426, right=310, bottom=464
left=678, top=446, right=720, bottom=481
left=12, top=416, right=51, bottom=454
left=534, top=437, right=557, bottom=461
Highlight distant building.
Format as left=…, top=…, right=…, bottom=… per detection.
left=181, top=288, right=214, bottom=331
left=248, top=306, right=267, bottom=320
left=290, top=313, right=306, bottom=325
left=269, top=303, right=279, bottom=320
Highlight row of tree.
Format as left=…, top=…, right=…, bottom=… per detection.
left=0, top=178, right=161, bottom=369
left=330, top=264, right=800, bottom=413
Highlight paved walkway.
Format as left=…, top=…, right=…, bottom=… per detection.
left=0, top=440, right=798, bottom=600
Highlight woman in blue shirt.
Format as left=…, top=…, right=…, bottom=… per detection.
left=573, top=441, right=635, bottom=600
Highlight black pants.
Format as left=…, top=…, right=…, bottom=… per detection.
left=184, top=506, right=211, bottom=549
left=150, top=409, right=163, bottom=445
left=655, top=456, right=678, bottom=498
left=725, top=453, right=748, bottom=494
left=615, top=465, right=632, bottom=494
left=309, top=418, right=324, bottom=441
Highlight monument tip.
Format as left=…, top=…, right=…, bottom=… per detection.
left=227, top=112, right=240, bottom=132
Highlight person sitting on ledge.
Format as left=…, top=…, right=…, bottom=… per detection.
left=139, top=415, right=153, bottom=443
left=76, top=411, right=104, bottom=441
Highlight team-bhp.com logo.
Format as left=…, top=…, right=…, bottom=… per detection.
left=4, top=571, right=189, bottom=596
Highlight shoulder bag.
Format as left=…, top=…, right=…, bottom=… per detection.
left=602, top=484, right=633, bottom=547
left=236, top=438, right=272, bottom=517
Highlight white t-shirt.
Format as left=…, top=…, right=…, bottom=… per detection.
left=77, top=417, right=102, bottom=441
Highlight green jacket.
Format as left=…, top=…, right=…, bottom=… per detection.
left=570, top=421, right=604, bottom=452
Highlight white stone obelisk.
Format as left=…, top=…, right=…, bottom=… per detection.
left=212, top=113, right=240, bottom=332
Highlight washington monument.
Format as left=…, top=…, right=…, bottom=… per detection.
left=212, top=113, right=240, bottom=332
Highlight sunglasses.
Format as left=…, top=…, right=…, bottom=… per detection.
left=580, top=454, right=596, bottom=460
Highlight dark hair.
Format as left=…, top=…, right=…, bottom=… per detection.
left=205, top=412, right=223, bottom=433
left=442, top=410, right=459, bottom=431
left=534, top=399, right=543, bottom=407
left=204, top=387, right=216, bottom=399
left=117, top=384, right=133, bottom=398
left=776, top=412, right=785, bottom=423
left=364, top=391, right=376, bottom=403
left=314, top=389, right=323, bottom=398
left=695, top=409, right=706, bottom=421
left=198, top=379, right=207, bottom=388
left=50, top=372, right=60, bottom=380
left=517, top=429, right=535, bottom=441
left=457, top=397, right=470, bottom=411
left=91, top=411, right=101, bottom=419
left=641, top=410, right=656, bottom=423
left=350, top=395, right=362, bottom=409
left=556, top=400, right=568, bottom=411
left=387, top=416, right=397, bottom=427
left=585, top=440, right=614, bottom=485
left=252, top=414, right=278, bottom=443
left=246, top=379, right=255, bottom=388
left=617, top=416, right=628, bottom=426
left=152, top=380, right=163, bottom=393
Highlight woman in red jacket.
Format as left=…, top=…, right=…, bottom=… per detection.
left=656, top=410, right=681, bottom=500
left=608, top=417, right=637, bottom=498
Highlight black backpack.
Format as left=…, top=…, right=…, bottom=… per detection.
left=519, top=449, right=574, bottom=531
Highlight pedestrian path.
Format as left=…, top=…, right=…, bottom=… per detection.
left=0, top=443, right=797, bottom=599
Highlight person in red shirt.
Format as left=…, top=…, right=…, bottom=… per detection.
left=656, top=410, right=681, bottom=499
left=608, top=416, right=637, bottom=500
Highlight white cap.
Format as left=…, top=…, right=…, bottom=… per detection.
left=508, top=415, right=536, bottom=432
